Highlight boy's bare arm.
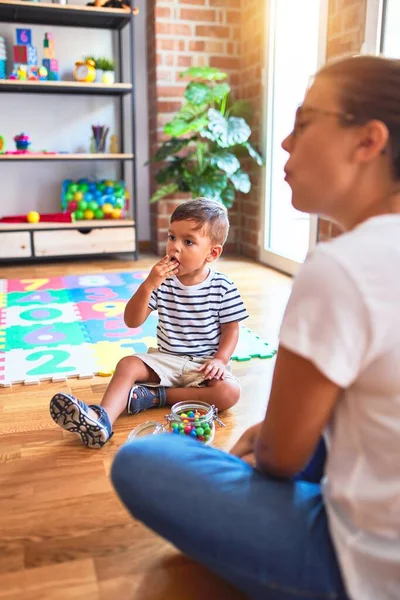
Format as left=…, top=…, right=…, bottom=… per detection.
left=214, top=321, right=240, bottom=364
left=124, top=255, right=179, bottom=328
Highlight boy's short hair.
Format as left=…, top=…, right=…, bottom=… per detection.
left=170, top=197, right=230, bottom=246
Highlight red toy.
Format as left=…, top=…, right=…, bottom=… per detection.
left=0, top=212, right=74, bottom=223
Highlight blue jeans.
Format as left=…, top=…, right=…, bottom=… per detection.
left=111, top=435, right=349, bottom=600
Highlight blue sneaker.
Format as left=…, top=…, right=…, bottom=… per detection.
left=49, top=392, right=113, bottom=449
left=126, top=385, right=167, bottom=415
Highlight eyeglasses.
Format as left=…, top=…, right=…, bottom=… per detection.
left=291, top=104, right=357, bottom=137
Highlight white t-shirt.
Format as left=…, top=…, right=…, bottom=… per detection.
left=279, top=215, right=400, bottom=600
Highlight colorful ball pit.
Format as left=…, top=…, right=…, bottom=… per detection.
left=61, top=178, right=129, bottom=221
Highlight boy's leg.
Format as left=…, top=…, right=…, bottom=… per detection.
left=49, top=356, right=159, bottom=448
left=101, top=356, right=160, bottom=424
left=165, top=377, right=241, bottom=411
left=111, top=435, right=349, bottom=600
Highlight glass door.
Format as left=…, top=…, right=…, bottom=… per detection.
left=260, top=0, right=328, bottom=275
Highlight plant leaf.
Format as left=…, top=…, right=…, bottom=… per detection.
left=243, top=141, right=263, bottom=166
left=184, top=82, right=210, bottom=105
left=190, top=168, right=228, bottom=200
left=229, top=169, right=251, bottom=193
left=210, top=150, right=240, bottom=176
left=221, top=184, right=235, bottom=208
left=165, top=115, right=209, bottom=137
left=149, top=183, right=179, bottom=204
left=227, top=99, right=253, bottom=121
left=155, top=158, right=185, bottom=184
left=210, top=82, right=231, bottom=103
left=180, top=66, right=227, bottom=81
left=204, top=109, right=251, bottom=148
left=153, top=138, right=193, bottom=162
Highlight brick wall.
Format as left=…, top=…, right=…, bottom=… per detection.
left=236, top=0, right=265, bottom=259
left=147, top=0, right=242, bottom=256
left=146, top=0, right=368, bottom=253
left=318, top=0, right=367, bottom=241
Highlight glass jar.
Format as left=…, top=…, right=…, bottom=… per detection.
left=127, top=421, right=166, bottom=442
left=128, top=401, right=225, bottom=446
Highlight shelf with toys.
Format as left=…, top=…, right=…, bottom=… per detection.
left=0, top=177, right=136, bottom=261
left=0, top=152, right=134, bottom=160
left=0, top=79, right=132, bottom=95
left=0, top=0, right=132, bottom=30
left=0, top=0, right=138, bottom=262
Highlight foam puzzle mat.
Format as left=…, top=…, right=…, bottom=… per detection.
left=0, top=271, right=276, bottom=386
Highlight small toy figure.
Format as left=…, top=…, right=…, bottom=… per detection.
left=110, top=134, right=119, bottom=154
left=13, top=133, right=31, bottom=152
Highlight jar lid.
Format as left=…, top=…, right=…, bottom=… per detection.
left=127, top=420, right=165, bottom=441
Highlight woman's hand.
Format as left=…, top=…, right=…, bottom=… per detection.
left=230, top=423, right=263, bottom=466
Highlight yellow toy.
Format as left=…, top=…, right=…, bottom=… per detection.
left=27, top=211, right=40, bottom=223
left=73, top=59, right=96, bottom=83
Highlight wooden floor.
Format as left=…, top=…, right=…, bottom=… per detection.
left=0, top=255, right=292, bottom=600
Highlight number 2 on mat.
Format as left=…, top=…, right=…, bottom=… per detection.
left=20, top=278, right=49, bottom=291
left=26, top=350, right=77, bottom=376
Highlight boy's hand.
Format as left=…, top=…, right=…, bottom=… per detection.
left=147, top=255, right=179, bottom=290
left=197, top=358, right=227, bottom=380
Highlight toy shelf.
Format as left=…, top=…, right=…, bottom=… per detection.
left=0, top=79, right=133, bottom=95
left=0, top=219, right=136, bottom=261
left=0, top=0, right=131, bottom=30
left=0, top=0, right=138, bottom=262
left=0, top=218, right=135, bottom=230
left=0, top=153, right=134, bottom=161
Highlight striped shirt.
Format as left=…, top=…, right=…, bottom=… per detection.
left=148, top=268, right=248, bottom=356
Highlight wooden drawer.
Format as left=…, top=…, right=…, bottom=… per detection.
left=33, top=226, right=136, bottom=257
left=0, top=231, right=31, bottom=258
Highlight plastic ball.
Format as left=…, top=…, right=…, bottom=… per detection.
left=68, top=200, right=78, bottom=211
left=114, top=188, right=125, bottom=199
left=27, top=210, right=40, bottom=223
left=97, top=182, right=106, bottom=191
left=190, top=430, right=197, bottom=437
left=102, top=203, right=113, bottom=215
left=78, top=200, right=88, bottom=211
left=74, top=210, right=84, bottom=220
left=78, top=183, right=89, bottom=193
left=104, top=180, right=114, bottom=188
left=85, top=192, right=94, bottom=203
left=111, top=209, right=122, bottom=219
left=114, top=199, right=124, bottom=209
left=196, top=427, right=205, bottom=436
left=184, top=426, right=192, bottom=435
left=88, top=200, right=98, bottom=211
left=70, top=183, right=78, bottom=193
left=94, top=209, right=104, bottom=219
left=74, top=191, right=83, bottom=201
left=65, top=192, right=74, bottom=202
left=187, top=411, right=195, bottom=418
left=94, top=190, right=103, bottom=199
left=105, top=186, right=114, bottom=195
left=83, top=209, right=94, bottom=220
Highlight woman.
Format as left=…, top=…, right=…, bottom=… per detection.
left=111, top=56, right=400, bottom=600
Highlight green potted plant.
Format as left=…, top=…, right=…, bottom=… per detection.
left=98, top=57, right=115, bottom=84
left=149, top=66, right=263, bottom=209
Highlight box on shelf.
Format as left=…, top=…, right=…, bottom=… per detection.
left=61, top=178, right=129, bottom=221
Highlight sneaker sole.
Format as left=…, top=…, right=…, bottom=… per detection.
left=49, top=393, right=109, bottom=449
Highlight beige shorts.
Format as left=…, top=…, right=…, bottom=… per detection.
left=135, top=348, right=240, bottom=389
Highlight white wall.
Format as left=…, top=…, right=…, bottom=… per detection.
left=0, top=0, right=150, bottom=241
